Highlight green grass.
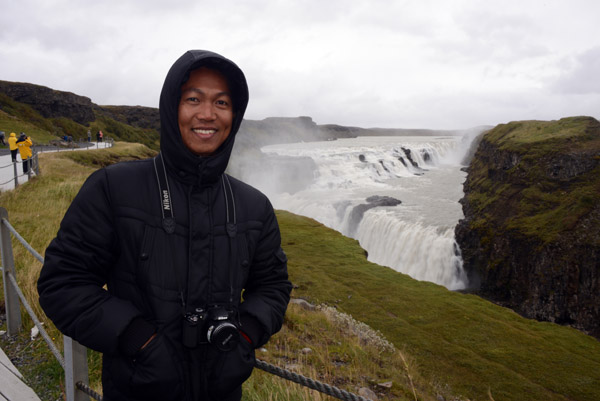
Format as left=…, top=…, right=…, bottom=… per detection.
left=0, top=142, right=599, bottom=401
left=280, top=212, right=600, bottom=401
left=485, top=116, right=600, bottom=154
left=0, top=108, right=58, bottom=144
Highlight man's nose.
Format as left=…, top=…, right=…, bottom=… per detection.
left=194, top=102, right=216, bottom=120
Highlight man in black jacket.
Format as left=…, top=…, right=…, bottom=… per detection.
left=38, top=50, right=292, bottom=401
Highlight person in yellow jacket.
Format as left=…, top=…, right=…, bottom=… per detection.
left=8, top=132, right=18, bottom=162
left=16, top=132, right=33, bottom=174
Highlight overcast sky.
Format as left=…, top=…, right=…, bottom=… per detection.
left=2, top=0, right=599, bottom=130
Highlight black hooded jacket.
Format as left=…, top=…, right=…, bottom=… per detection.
left=38, top=50, right=291, bottom=401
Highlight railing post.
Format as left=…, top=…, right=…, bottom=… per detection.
left=12, top=161, right=19, bottom=188
left=64, top=336, right=90, bottom=401
left=0, top=207, right=22, bottom=335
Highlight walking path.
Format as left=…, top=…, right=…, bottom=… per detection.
left=0, top=154, right=33, bottom=191
left=0, top=346, right=41, bottom=400
left=0, top=141, right=111, bottom=191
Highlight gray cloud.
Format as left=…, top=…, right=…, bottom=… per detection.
left=1, top=0, right=599, bottom=130
left=552, top=46, right=600, bottom=94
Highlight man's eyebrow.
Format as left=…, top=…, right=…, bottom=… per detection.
left=182, top=88, right=231, bottom=97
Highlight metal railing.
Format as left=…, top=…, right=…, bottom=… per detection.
left=0, top=153, right=40, bottom=189
left=0, top=138, right=114, bottom=190
left=0, top=207, right=91, bottom=401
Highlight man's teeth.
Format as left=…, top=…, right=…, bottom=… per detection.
left=193, top=129, right=217, bottom=134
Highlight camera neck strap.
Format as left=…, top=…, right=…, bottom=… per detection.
left=153, top=153, right=238, bottom=305
left=222, top=174, right=237, bottom=304
left=153, top=153, right=176, bottom=234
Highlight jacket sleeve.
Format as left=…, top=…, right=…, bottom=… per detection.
left=239, top=200, right=292, bottom=347
left=37, top=169, right=144, bottom=354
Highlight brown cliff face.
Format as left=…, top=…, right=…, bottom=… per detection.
left=455, top=117, right=600, bottom=338
left=0, top=81, right=95, bottom=125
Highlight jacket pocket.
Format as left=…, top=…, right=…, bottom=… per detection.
left=110, top=333, right=184, bottom=401
left=136, top=225, right=184, bottom=304
left=237, top=233, right=250, bottom=290
left=207, top=338, right=255, bottom=399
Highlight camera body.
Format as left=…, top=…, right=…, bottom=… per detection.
left=183, top=305, right=240, bottom=352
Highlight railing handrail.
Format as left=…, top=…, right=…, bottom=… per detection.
left=0, top=208, right=90, bottom=401
left=1, top=139, right=117, bottom=189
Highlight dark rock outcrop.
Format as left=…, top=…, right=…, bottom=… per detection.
left=401, top=147, right=419, bottom=168
left=455, top=116, right=600, bottom=338
left=0, top=80, right=95, bottom=125
left=348, top=195, right=402, bottom=237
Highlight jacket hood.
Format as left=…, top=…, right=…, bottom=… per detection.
left=10, top=132, right=16, bottom=137
left=159, top=50, right=249, bottom=185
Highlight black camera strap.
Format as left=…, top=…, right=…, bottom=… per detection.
left=222, top=174, right=238, bottom=304
left=153, top=153, right=176, bottom=234
left=153, top=153, right=239, bottom=306
left=153, top=153, right=186, bottom=310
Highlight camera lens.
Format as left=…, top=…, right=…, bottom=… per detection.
left=207, top=322, right=240, bottom=352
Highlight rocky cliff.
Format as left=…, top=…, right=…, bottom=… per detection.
left=0, top=80, right=95, bottom=125
left=455, top=116, right=600, bottom=338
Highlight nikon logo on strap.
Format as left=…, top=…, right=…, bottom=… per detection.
left=154, top=154, right=176, bottom=234
left=162, top=189, right=171, bottom=211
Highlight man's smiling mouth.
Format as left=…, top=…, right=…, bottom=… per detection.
left=192, top=128, right=217, bottom=135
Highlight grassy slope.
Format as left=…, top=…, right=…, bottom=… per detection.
left=0, top=143, right=599, bottom=401
left=281, top=212, right=600, bottom=401
left=464, top=116, right=600, bottom=244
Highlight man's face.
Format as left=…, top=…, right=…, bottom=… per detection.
left=178, top=68, right=233, bottom=156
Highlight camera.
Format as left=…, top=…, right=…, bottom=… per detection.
left=182, top=305, right=240, bottom=352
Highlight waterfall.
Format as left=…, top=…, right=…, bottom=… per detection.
left=355, top=210, right=466, bottom=290
left=255, top=135, right=472, bottom=290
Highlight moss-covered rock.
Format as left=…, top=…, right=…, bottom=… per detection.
left=456, top=116, right=600, bottom=338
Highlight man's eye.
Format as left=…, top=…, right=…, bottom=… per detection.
left=187, top=97, right=199, bottom=102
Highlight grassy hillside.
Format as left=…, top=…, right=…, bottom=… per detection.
left=0, top=144, right=599, bottom=401
left=0, top=92, right=160, bottom=148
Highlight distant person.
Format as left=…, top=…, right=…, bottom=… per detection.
left=99, top=130, right=103, bottom=142
left=16, top=132, right=33, bottom=174
left=96, top=130, right=101, bottom=143
left=8, top=132, right=18, bottom=162
left=0, top=131, right=5, bottom=146
left=87, top=129, right=92, bottom=142
left=37, top=49, right=291, bottom=401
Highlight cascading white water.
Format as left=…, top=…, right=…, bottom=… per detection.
left=260, top=136, right=470, bottom=290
